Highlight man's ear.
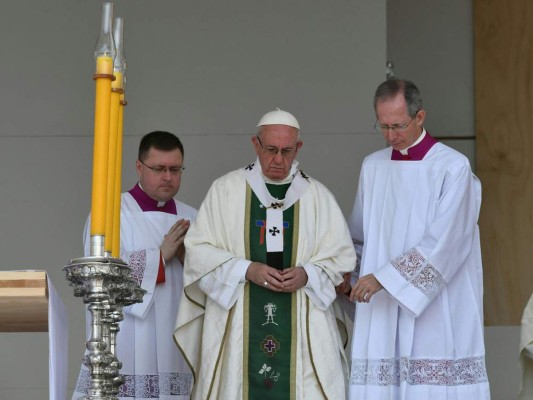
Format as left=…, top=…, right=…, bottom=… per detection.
left=252, top=136, right=261, bottom=155
left=416, top=109, right=426, bottom=126
left=135, top=159, right=142, bottom=178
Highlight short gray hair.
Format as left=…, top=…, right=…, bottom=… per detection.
left=373, top=78, right=423, bottom=118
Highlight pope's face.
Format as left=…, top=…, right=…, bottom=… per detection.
left=252, top=124, right=302, bottom=181
left=136, top=147, right=184, bottom=202
left=375, top=93, right=425, bottom=151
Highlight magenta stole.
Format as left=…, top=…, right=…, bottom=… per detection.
left=390, top=133, right=438, bottom=161
left=128, top=183, right=177, bottom=215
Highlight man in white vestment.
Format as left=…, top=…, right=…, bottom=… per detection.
left=174, top=109, right=356, bottom=399
left=73, top=131, right=197, bottom=399
left=347, top=79, right=490, bottom=399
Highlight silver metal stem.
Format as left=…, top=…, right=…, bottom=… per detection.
left=64, top=256, right=146, bottom=400
left=90, top=235, right=105, bottom=257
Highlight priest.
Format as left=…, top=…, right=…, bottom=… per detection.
left=73, top=131, right=197, bottom=399
left=347, top=79, right=490, bottom=399
left=174, top=109, right=356, bottom=399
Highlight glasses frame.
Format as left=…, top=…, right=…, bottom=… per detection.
left=374, top=110, right=420, bottom=133
left=255, top=135, right=298, bottom=158
left=139, top=159, right=185, bottom=175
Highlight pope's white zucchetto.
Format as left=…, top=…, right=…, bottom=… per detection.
left=257, top=108, right=300, bottom=130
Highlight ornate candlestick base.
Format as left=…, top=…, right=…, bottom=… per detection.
left=65, top=256, right=145, bottom=400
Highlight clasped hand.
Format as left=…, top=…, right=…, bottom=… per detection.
left=245, top=262, right=308, bottom=293
left=160, top=219, right=191, bottom=265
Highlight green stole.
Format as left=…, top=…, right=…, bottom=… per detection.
left=243, top=182, right=299, bottom=400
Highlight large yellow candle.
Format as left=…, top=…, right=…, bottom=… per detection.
left=104, top=71, right=122, bottom=254
left=89, top=2, right=116, bottom=257
left=111, top=16, right=126, bottom=258
left=112, top=93, right=126, bottom=258
left=96, top=55, right=113, bottom=75
left=90, top=56, right=114, bottom=240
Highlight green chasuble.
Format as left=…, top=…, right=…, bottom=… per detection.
left=243, top=182, right=299, bottom=400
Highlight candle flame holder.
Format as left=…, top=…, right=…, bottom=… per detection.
left=65, top=256, right=146, bottom=400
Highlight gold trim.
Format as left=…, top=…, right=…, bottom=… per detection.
left=290, top=201, right=300, bottom=400
left=306, top=296, right=328, bottom=399
left=206, top=306, right=235, bottom=399
left=243, top=283, right=250, bottom=400
left=244, top=184, right=252, bottom=260
left=338, top=317, right=349, bottom=349
left=173, top=291, right=206, bottom=387
left=243, top=185, right=252, bottom=399
left=291, top=201, right=299, bottom=268
left=290, top=292, right=297, bottom=400
left=184, top=289, right=206, bottom=310
left=173, top=335, right=196, bottom=387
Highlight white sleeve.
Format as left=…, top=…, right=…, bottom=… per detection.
left=302, top=263, right=337, bottom=310
left=199, top=258, right=251, bottom=310
left=523, top=344, right=533, bottom=360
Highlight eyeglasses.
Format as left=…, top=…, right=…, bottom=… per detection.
left=256, top=136, right=298, bottom=158
left=139, top=160, right=185, bottom=175
left=374, top=114, right=417, bottom=133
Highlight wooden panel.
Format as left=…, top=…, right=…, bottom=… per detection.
left=474, top=0, right=533, bottom=325
left=0, top=271, right=48, bottom=332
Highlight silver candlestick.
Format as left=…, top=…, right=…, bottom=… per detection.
left=64, top=255, right=145, bottom=400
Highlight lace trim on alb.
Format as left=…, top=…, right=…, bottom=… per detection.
left=127, top=250, right=147, bottom=286
left=350, top=356, right=488, bottom=386
left=391, top=247, right=445, bottom=297
left=75, top=367, right=193, bottom=397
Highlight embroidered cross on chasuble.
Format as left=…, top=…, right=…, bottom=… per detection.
left=244, top=182, right=298, bottom=400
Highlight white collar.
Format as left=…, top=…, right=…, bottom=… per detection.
left=400, top=128, right=426, bottom=155
left=243, top=158, right=309, bottom=211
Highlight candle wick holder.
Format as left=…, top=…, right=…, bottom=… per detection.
left=65, top=255, right=146, bottom=400
left=93, top=73, right=116, bottom=81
